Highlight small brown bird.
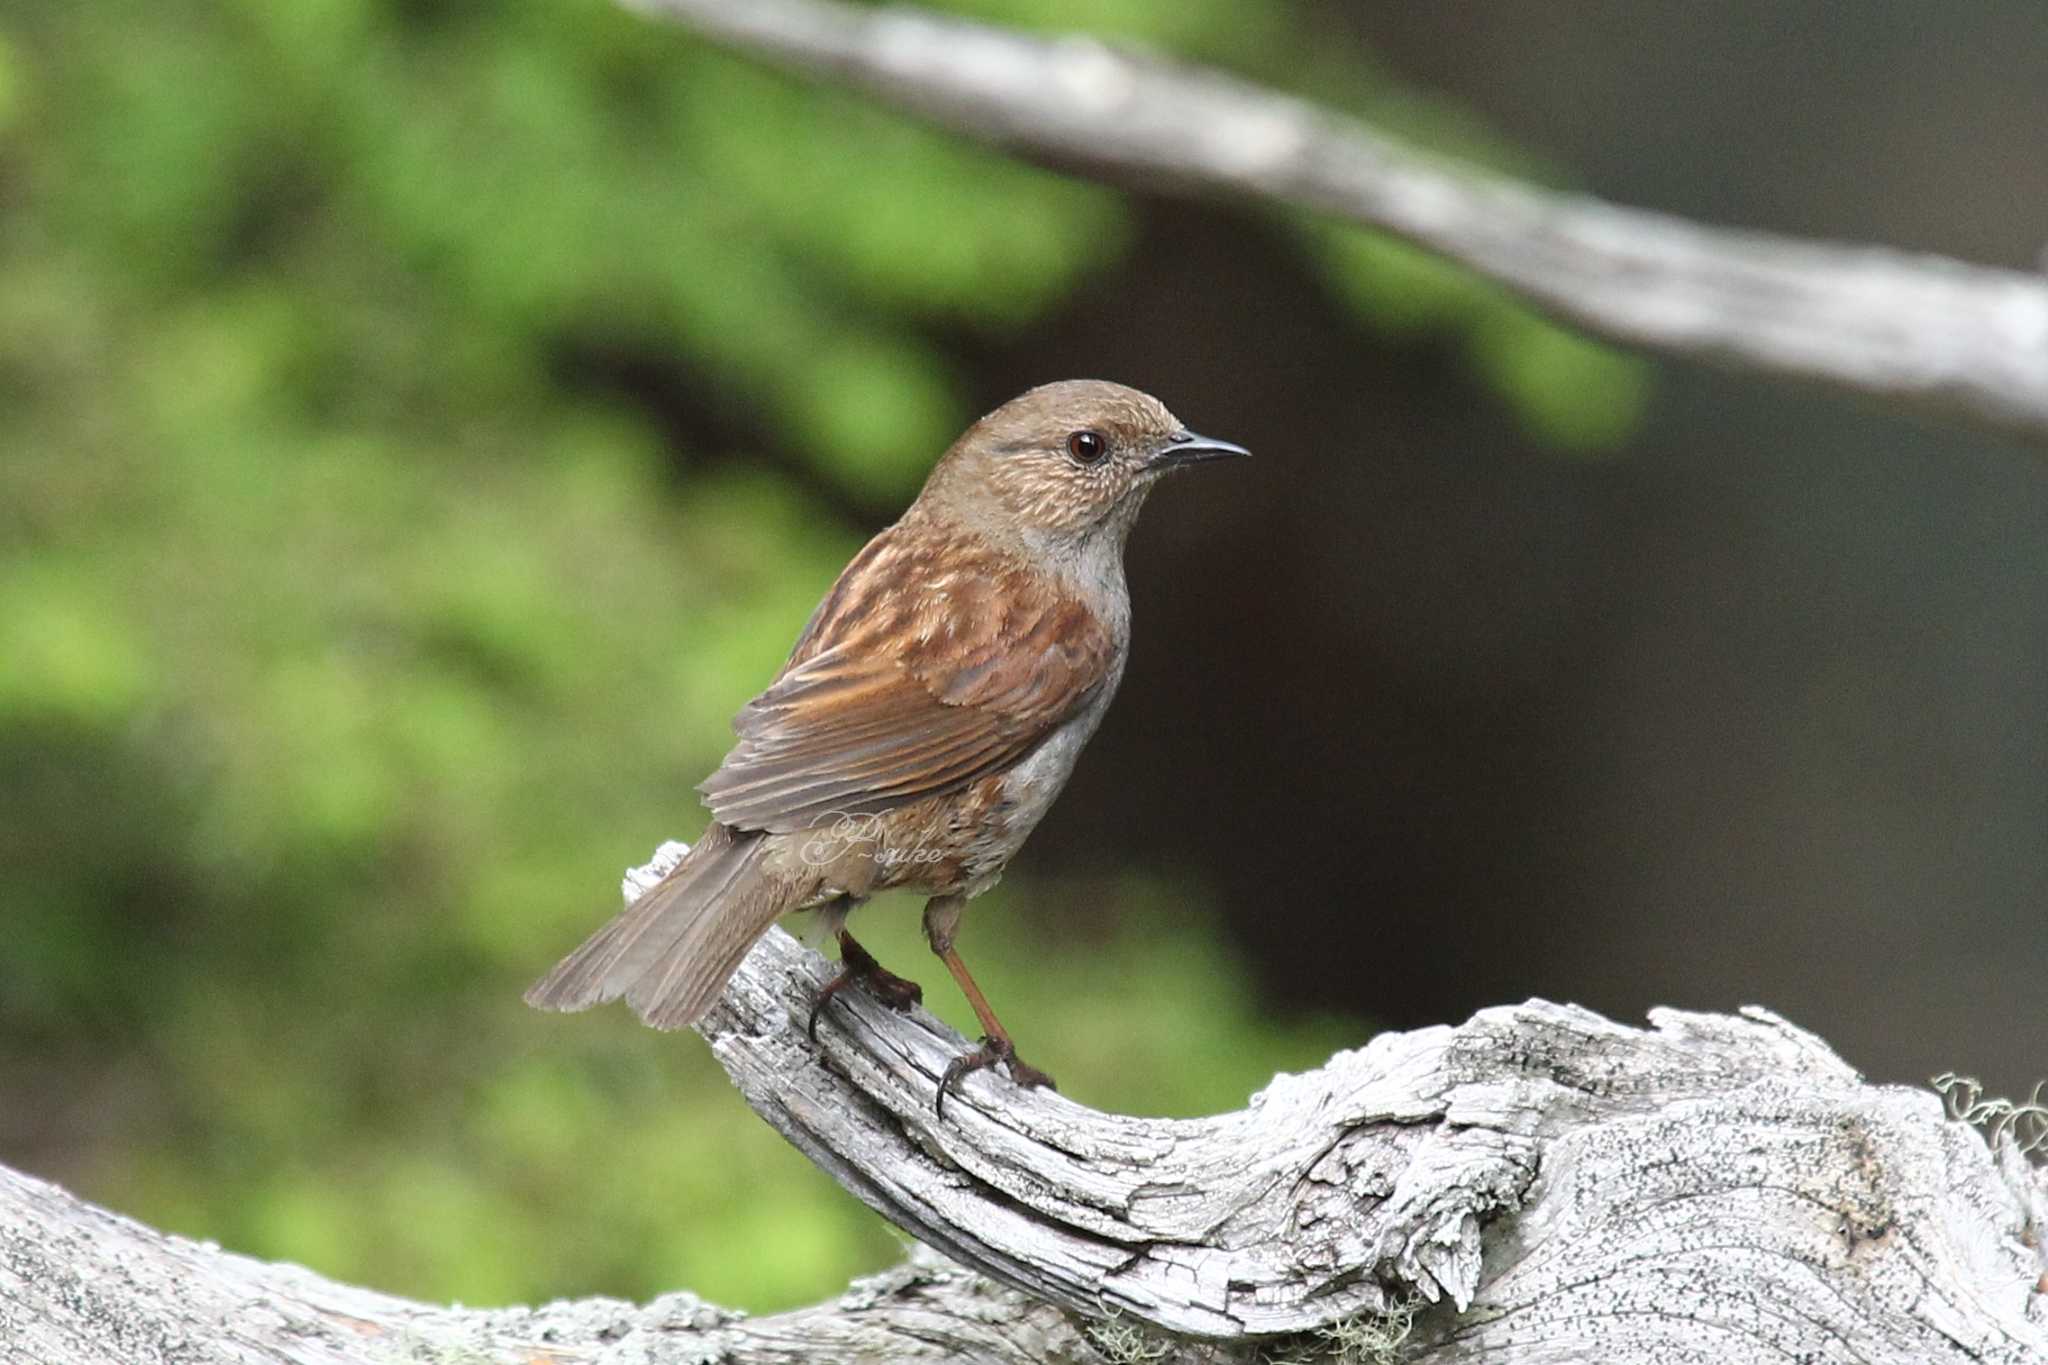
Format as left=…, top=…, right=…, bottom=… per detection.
left=525, top=380, right=1248, bottom=1110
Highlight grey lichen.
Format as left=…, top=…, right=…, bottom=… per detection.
left=1935, top=1073, right=2048, bottom=1159
left=1082, top=1310, right=1178, bottom=1364
left=1259, top=1300, right=1421, bottom=1365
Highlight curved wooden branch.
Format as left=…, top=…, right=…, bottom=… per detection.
left=665, top=839, right=2048, bottom=1358
left=706, top=937, right=2048, bottom=1356
left=0, top=1162, right=1101, bottom=1363
left=626, top=0, right=2048, bottom=445
left=4, top=843, right=2045, bottom=1363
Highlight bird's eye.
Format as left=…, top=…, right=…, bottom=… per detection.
left=1066, top=429, right=1109, bottom=464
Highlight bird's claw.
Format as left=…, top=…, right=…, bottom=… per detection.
left=807, top=946, right=924, bottom=1042
left=936, top=1035, right=1057, bottom=1117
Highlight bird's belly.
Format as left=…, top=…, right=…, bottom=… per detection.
left=992, top=721, right=1089, bottom=844
left=799, top=677, right=1121, bottom=901
left=957, top=697, right=1112, bottom=893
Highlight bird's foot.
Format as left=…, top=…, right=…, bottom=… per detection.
left=808, top=932, right=923, bottom=1041
left=937, top=1034, right=1057, bottom=1117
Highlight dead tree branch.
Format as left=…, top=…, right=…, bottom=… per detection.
left=8, top=842, right=2042, bottom=1363
left=627, top=0, right=2048, bottom=445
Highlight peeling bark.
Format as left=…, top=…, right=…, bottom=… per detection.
left=5, top=841, right=2040, bottom=1363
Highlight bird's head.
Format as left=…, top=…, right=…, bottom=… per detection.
left=916, top=379, right=1249, bottom=559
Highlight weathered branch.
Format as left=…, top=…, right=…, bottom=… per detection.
left=699, top=907, right=2048, bottom=1358
left=9, top=843, right=2041, bottom=1363
left=626, top=0, right=2048, bottom=445
left=0, top=1162, right=1106, bottom=1364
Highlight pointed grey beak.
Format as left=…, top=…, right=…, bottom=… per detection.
left=1147, top=430, right=1251, bottom=472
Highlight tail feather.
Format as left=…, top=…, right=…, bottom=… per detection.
left=524, top=824, right=795, bottom=1031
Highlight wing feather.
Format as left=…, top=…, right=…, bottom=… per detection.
left=698, top=528, right=1116, bottom=834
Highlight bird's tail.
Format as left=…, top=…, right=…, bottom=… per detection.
left=523, top=824, right=799, bottom=1031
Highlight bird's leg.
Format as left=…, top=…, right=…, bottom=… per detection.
left=922, top=896, right=1056, bottom=1115
left=807, top=902, right=923, bottom=1041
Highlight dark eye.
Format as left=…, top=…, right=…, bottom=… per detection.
left=1066, top=429, right=1108, bottom=464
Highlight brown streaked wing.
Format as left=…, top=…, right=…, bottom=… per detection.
left=698, top=530, right=1116, bottom=834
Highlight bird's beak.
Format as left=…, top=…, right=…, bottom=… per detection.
left=1146, top=430, right=1251, bottom=472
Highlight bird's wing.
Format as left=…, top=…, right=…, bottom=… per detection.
left=698, top=529, right=1118, bottom=834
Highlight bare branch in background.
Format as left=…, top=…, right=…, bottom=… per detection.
left=628, top=0, right=2048, bottom=446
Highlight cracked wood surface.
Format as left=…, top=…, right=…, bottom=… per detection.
left=706, top=922, right=2048, bottom=1357
left=2, top=843, right=2044, bottom=1362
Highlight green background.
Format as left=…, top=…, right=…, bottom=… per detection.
left=0, top=0, right=1643, bottom=1311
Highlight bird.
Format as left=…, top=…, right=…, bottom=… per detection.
left=525, top=379, right=1249, bottom=1112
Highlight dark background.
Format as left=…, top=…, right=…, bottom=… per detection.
left=1021, top=2, right=2048, bottom=1095
left=3, top=0, right=2042, bottom=1315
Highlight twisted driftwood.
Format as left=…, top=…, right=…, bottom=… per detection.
left=628, top=0, right=2048, bottom=447
left=4, top=841, right=2045, bottom=1363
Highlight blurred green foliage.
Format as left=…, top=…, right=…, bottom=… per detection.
left=0, top=0, right=1641, bottom=1314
